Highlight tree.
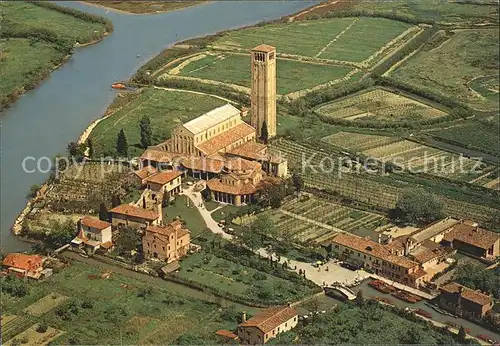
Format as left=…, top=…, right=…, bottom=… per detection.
left=27, top=184, right=40, bottom=198
left=115, top=227, right=141, bottom=256
left=67, top=141, right=86, bottom=162
left=391, top=188, right=443, bottom=226
left=260, top=121, right=269, bottom=144
left=36, top=321, right=48, bottom=333
left=140, top=115, right=153, bottom=149
left=400, top=326, right=423, bottom=344
left=111, top=195, right=121, bottom=208
left=292, top=172, right=304, bottom=193
left=355, top=290, right=364, bottom=307
left=237, top=229, right=263, bottom=251
left=99, top=202, right=109, bottom=221
left=485, top=210, right=500, bottom=232
left=251, top=214, right=277, bottom=238
left=87, top=138, right=94, bottom=158
left=116, top=129, right=128, bottom=157
left=457, top=326, right=467, bottom=343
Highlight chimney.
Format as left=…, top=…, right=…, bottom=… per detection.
left=241, top=311, right=247, bottom=323
left=404, top=238, right=410, bottom=256
left=378, top=234, right=382, bottom=244
left=157, top=203, right=163, bottom=225
left=240, top=107, right=248, bottom=117
left=387, top=235, right=393, bottom=244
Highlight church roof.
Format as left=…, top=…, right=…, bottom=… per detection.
left=183, top=104, right=241, bottom=135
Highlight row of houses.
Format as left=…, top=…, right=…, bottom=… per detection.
left=324, top=218, right=499, bottom=289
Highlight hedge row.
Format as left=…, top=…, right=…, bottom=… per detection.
left=306, top=9, right=434, bottom=25
left=27, top=1, right=114, bottom=33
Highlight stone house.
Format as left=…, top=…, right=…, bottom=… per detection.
left=438, top=282, right=494, bottom=319
left=238, top=306, right=298, bottom=344
left=144, top=170, right=183, bottom=202
left=142, top=220, right=190, bottom=263
left=2, top=253, right=44, bottom=279
left=71, top=217, right=113, bottom=254
left=133, top=166, right=157, bottom=186
left=110, top=204, right=162, bottom=229
left=442, top=221, right=499, bottom=259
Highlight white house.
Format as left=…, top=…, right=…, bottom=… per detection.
left=71, top=217, right=113, bottom=254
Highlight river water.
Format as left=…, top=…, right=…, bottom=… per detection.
left=0, top=1, right=318, bottom=252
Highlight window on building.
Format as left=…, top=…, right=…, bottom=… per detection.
left=162, top=246, right=165, bottom=250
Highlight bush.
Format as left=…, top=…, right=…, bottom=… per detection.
left=0, top=275, right=29, bottom=297
left=36, top=321, right=48, bottom=333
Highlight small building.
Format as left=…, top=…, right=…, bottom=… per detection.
left=442, top=221, right=499, bottom=259
left=206, top=158, right=265, bottom=206
left=226, top=141, right=287, bottom=177
left=237, top=306, right=298, bottom=344
left=144, top=170, right=183, bottom=201
left=181, top=156, right=225, bottom=180
left=110, top=203, right=162, bottom=229
left=2, top=253, right=44, bottom=279
left=140, top=148, right=176, bottom=169
left=142, top=220, right=191, bottom=263
left=215, top=330, right=239, bottom=343
left=438, top=282, right=494, bottom=319
left=71, top=217, right=113, bottom=254
left=133, top=166, right=157, bottom=186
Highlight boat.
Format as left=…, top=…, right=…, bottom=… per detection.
left=477, top=334, right=496, bottom=344
left=391, top=290, right=422, bottom=303
left=111, top=83, right=127, bottom=89
left=424, top=302, right=455, bottom=317
left=368, top=279, right=396, bottom=293
left=414, top=308, right=432, bottom=319
left=370, top=296, right=395, bottom=306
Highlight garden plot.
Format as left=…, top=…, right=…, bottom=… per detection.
left=322, top=132, right=400, bottom=152
left=4, top=325, right=65, bottom=346
left=23, top=292, right=69, bottom=316
left=315, top=88, right=448, bottom=123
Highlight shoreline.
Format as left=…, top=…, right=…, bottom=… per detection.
left=80, top=1, right=210, bottom=16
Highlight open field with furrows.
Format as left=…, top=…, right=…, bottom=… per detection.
left=214, top=17, right=413, bottom=63
left=84, top=1, right=203, bottom=14
left=322, top=132, right=400, bottom=152
left=1, top=2, right=107, bottom=43
left=1, top=261, right=245, bottom=345
left=173, top=52, right=353, bottom=95
left=315, top=88, right=448, bottom=123
left=90, top=88, right=226, bottom=157
left=0, top=39, right=66, bottom=107
left=251, top=196, right=389, bottom=244
left=272, top=140, right=498, bottom=221
left=350, top=0, right=499, bottom=24
left=428, top=117, right=500, bottom=157
left=391, top=29, right=499, bottom=110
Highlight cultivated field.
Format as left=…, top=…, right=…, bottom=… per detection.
left=1, top=261, right=249, bottom=345
left=173, top=52, right=353, bottom=94
left=315, top=88, right=448, bottom=123
left=90, top=88, right=226, bottom=157
left=214, top=17, right=414, bottom=63
left=251, top=196, right=389, bottom=244
left=391, top=29, right=499, bottom=110
left=323, top=132, right=400, bottom=152
left=1, top=2, right=107, bottom=43
left=0, top=39, right=65, bottom=107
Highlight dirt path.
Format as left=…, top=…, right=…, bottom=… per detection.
left=279, top=209, right=345, bottom=234
left=316, top=18, right=359, bottom=58
left=153, top=86, right=237, bottom=104
left=288, top=0, right=339, bottom=22
left=158, top=73, right=251, bottom=95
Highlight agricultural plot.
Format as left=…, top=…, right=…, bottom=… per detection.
left=322, top=132, right=399, bottom=152
left=214, top=17, right=413, bottom=64
left=315, top=88, right=448, bottom=123
left=391, top=29, right=499, bottom=110
left=90, top=88, right=225, bottom=157
left=23, top=292, right=68, bottom=316
left=4, top=325, right=65, bottom=346
left=174, top=53, right=353, bottom=94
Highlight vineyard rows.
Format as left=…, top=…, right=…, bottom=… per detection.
left=322, top=132, right=399, bottom=152
left=2, top=315, right=34, bottom=342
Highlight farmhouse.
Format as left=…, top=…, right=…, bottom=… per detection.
left=438, top=282, right=494, bottom=319
left=2, top=253, right=44, bottom=279
left=110, top=203, right=162, bottom=229
left=71, top=217, right=113, bottom=254
left=144, top=170, right=183, bottom=202
left=133, top=166, right=157, bottom=185
left=142, top=220, right=191, bottom=263
left=237, top=306, right=298, bottom=344
left=442, top=221, right=499, bottom=259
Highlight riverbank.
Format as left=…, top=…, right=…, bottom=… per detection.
left=81, top=1, right=209, bottom=15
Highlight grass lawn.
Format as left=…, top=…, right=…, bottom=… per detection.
left=391, top=29, right=499, bottom=110
left=176, top=251, right=317, bottom=305
left=211, top=205, right=240, bottom=222
left=1, top=261, right=244, bottom=345
left=0, top=39, right=65, bottom=107
left=319, top=17, right=412, bottom=62
left=1, top=2, right=107, bottom=43
left=164, top=196, right=207, bottom=236
left=203, top=200, right=220, bottom=212
left=179, top=53, right=353, bottom=94
left=90, top=88, right=226, bottom=157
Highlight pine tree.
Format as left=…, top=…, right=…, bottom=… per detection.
left=116, top=129, right=128, bottom=157
left=457, top=326, right=467, bottom=343
left=260, top=121, right=269, bottom=144
left=87, top=138, right=94, bottom=158
left=139, top=115, right=152, bottom=149
left=99, top=202, right=109, bottom=221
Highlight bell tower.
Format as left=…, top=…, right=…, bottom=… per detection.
left=251, top=44, right=276, bottom=139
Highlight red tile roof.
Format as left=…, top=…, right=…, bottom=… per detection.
left=215, top=330, right=239, bottom=340
left=134, top=166, right=157, bottom=180
left=206, top=178, right=259, bottom=195
left=145, top=170, right=182, bottom=185
left=440, top=282, right=493, bottom=306
left=240, top=306, right=296, bottom=333
left=110, top=204, right=159, bottom=221
left=2, top=253, right=43, bottom=271
left=224, top=157, right=261, bottom=173
left=181, top=156, right=225, bottom=174
left=196, top=122, right=255, bottom=156
left=252, top=44, right=276, bottom=53
left=140, top=149, right=175, bottom=163
left=80, top=217, right=111, bottom=231
left=227, top=141, right=267, bottom=160
left=443, top=223, right=499, bottom=250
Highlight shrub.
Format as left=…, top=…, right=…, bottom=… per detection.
left=36, top=321, right=48, bottom=333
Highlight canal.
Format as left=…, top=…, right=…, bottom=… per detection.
left=0, top=0, right=318, bottom=252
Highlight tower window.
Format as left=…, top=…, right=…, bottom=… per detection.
left=269, top=52, right=274, bottom=60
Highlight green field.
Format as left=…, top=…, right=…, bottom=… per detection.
left=1, top=261, right=248, bottom=345
left=1, top=2, right=107, bottom=43
left=315, top=88, right=448, bottom=123
left=214, top=17, right=412, bottom=63
left=90, top=88, right=226, bottom=156
left=0, top=39, right=65, bottom=107
left=163, top=196, right=207, bottom=237
left=392, top=29, right=499, bottom=110
left=176, top=53, right=353, bottom=94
